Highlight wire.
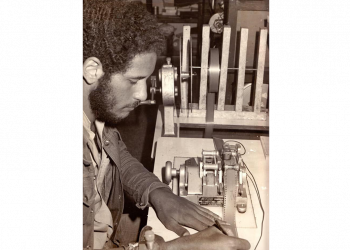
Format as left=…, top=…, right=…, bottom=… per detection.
left=246, top=172, right=260, bottom=200
left=244, top=159, right=264, bottom=250
left=223, top=140, right=246, bottom=155
left=243, top=160, right=259, bottom=193
left=247, top=174, right=264, bottom=250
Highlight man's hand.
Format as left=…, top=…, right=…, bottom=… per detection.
left=149, top=188, right=221, bottom=236
left=159, top=226, right=250, bottom=250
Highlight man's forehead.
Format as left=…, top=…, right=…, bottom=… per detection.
left=123, top=52, right=157, bottom=78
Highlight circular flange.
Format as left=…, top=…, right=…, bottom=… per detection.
left=179, top=165, right=187, bottom=192
left=179, top=37, right=191, bottom=82
left=208, top=48, right=220, bottom=93
left=165, top=161, right=173, bottom=183
left=161, top=66, right=175, bottom=106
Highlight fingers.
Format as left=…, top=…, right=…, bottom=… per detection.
left=221, top=225, right=235, bottom=237
left=231, top=237, right=251, bottom=250
left=192, top=208, right=218, bottom=226
left=185, top=207, right=217, bottom=228
left=164, top=219, right=190, bottom=237
left=183, top=215, right=212, bottom=231
left=207, top=227, right=251, bottom=250
left=217, top=220, right=230, bottom=225
left=193, top=203, right=222, bottom=221
left=213, top=219, right=237, bottom=237
left=181, top=203, right=222, bottom=229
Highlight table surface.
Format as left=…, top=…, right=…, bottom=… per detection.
left=148, top=137, right=269, bottom=249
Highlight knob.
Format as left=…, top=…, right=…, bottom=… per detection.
left=144, top=230, right=155, bottom=250
left=164, top=161, right=179, bottom=195
left=237, top=203, right=247, bottom=213
left=165, top=161, right=173, bottom=183
left=140, top=76, right=160, bottom=105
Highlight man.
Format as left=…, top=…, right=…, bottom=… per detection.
left=83, top=1, right=250, bottom=249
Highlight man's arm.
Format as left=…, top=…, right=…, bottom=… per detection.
left=160, top=226, right=250, bottom=250
left=96, top=228, right=250, bottom=250
left=117, top=138, right=241, bottom=242
left=138, top=224, right=250, bottom=250
left=117, top=138, right=169, bottom=209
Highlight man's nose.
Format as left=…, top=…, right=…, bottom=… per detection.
left=133, top=80, right=148, bottom=102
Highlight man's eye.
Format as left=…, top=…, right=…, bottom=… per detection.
left=129, top=80, right=138, bottom=84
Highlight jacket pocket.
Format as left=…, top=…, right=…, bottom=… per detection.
left=83, top=157, right=92, bottom=167
left=83, top=145, right=93, bottom=166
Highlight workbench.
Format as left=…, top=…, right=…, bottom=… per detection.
left=147, top=137, right=269, bottom=249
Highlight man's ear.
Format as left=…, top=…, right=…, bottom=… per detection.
left=83, top=57, right=104, bottom=85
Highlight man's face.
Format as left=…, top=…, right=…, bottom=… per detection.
left=89, top=52, right=157, bottom=124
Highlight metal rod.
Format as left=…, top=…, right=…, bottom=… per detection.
left=191, top=66, right=258, bottom=71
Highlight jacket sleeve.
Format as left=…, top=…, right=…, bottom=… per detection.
left=117, top=138, right=170, bottom=209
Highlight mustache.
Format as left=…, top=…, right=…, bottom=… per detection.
left=124, top=101, right=140, bottom=109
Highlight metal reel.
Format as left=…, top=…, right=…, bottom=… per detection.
left=208, top=48, right=220, bottom=93
left=179, top=36, right=194, bottom=111
left=179, top=36, right=221, bottom=107
left=158, top=58, right=177, bottom=106
left=178, top=164, right=187, bottom=196
left=209, top=12, right=224, bottom=34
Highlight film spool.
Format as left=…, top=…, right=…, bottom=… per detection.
left=159, top=62, right=175, bottom=106
left=208, top=48, right=220, bottom=93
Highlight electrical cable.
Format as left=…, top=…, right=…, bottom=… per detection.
left=223, top=140, right=246, bottom=155
left=244, top=159, right=262, bottom=204
left=247, top=174, right=264, bottom=250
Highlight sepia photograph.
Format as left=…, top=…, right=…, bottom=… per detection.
left=83, top=0, right=268, bottom=249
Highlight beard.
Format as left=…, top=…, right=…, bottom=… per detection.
left=88, top=73, right=139, bottom=125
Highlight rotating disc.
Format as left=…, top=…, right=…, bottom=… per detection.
left=161, top=60, right=175, bottom=106
left=179, top=36, right=182, bottom=81
left=208, top=48, right=220, bottom=93
left=190, top=37, right=193, bottom=111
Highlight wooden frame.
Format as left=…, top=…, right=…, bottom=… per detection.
left=151, top=25, right=269, bottom=156
left=178, top=25, right=268, bottom=122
